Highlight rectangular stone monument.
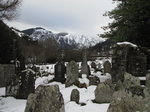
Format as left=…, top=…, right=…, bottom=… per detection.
left=111, top=42, right=147, bottom=83
left=0, top=64, right=15, bottom=87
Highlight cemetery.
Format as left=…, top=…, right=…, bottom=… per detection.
left=1, top=0, right=150, bottom=111
left=0, top=41, right=150, bottom=112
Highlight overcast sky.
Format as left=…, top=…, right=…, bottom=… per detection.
left=6, top=0, right=116, bottom=36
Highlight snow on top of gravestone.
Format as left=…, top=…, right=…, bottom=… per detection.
left=117, top=42, right=137, bottom=47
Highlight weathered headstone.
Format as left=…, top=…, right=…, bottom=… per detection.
left=123, top=72, right=140, bottom=89
left=25, top=85, right=65, bottom=112
left=103, top=61, right=111, bottom=74
left=70, top=89, right=80, bottom=104
left=18, top=69, right=35, bottom=99
left=94, top=83, right=113, bottom=103
left=6, top=69, right=35, bottom=99
left=66, top=61, right=79, bottom=87
left=81, top=48, right=90, bottom=77
left=0, top=64, right=15, bottom=87
left=54, top=61, right=66, bottom=83
left=111, top=42, right=147, bottom=83
left=107, top=89, right=146, bottom=112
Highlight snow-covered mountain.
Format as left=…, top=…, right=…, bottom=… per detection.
left=22, top=27, right=105, bottom=49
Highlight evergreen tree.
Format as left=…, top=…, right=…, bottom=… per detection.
left=101, top=0, right=150, bottom=48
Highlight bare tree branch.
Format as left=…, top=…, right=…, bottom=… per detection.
left=0, top=0, right=22, bottom=21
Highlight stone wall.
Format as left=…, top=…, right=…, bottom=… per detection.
left=0, top=64, right=15, bottom=87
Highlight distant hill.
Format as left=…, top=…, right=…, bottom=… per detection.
left=22, top=27, right=105, bottom=49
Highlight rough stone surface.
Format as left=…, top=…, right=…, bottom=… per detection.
left=70, top=89, right=80, bottom=103
left=107, top=89, right=146, bottom=112
left=95, top=83, right=113, bottom=103
left=66, top=61, right=79, bottom=87
left=25, top=85, right=65, bottom=112
left=18, top=69, right=35, bottom=99
left=146, top=73, right=150, bottom=93
left=103, top=61, right=111, bottom=74
left=6, top=69, right=35, bottom=99
left=123, top=72, right=140, bottom=88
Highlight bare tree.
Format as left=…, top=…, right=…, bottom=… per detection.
left=0, top=0, right=21, bottom=20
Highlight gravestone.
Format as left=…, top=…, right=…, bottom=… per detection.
left=70, top=89, right=80, bottom=104
left=103, top=61, right=111, bottom=74
left=111, top=42, right=147, bottom=83
left=81, top=48, right=90, bottom=77
left=66, top=61, right=79, bottom=87
left=25, top=85, right=65, bottom=112
left=18, top=69, right=36, bottom=99
left=94, top=83, right=114, bottom=103
left=123, top=72, right=140, bottom=89
left=54, top=61, right=66, bottom=83
left=0, top=64, right=15, bottom=87
left=6, top=69, right=35, bottom=99
left=107, top=89, right=146, bottom=112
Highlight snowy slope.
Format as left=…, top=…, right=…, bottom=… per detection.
left=22, top=27, right=105, bottom=49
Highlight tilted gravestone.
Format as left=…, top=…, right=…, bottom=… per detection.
left=66, top=61, right=79, bottom=87
left=25, top=85, right=65, bottom=112
left=81, top=48, right=90, bottom=77
left=103, top=60, right=111, bottom=74
left=54, top=61, right=66, bottom=83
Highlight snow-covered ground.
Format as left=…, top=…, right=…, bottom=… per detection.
left=0, top=59, right=111, bottom=112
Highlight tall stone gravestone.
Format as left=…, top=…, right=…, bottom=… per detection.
left=54, top=60, right=66, bottom=83
left=0, top=64, right=15, bottom=87
left=111, top=42, right=147, bottom=83
left=18, top=69, right=36, bottom=99
left=66, top=61, right=79, bottom=87
left=103, top=60, right=111, bottom=74
left=81, top=48, right=90, bottom=77
left=6, top=69, right=35, bottom=99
